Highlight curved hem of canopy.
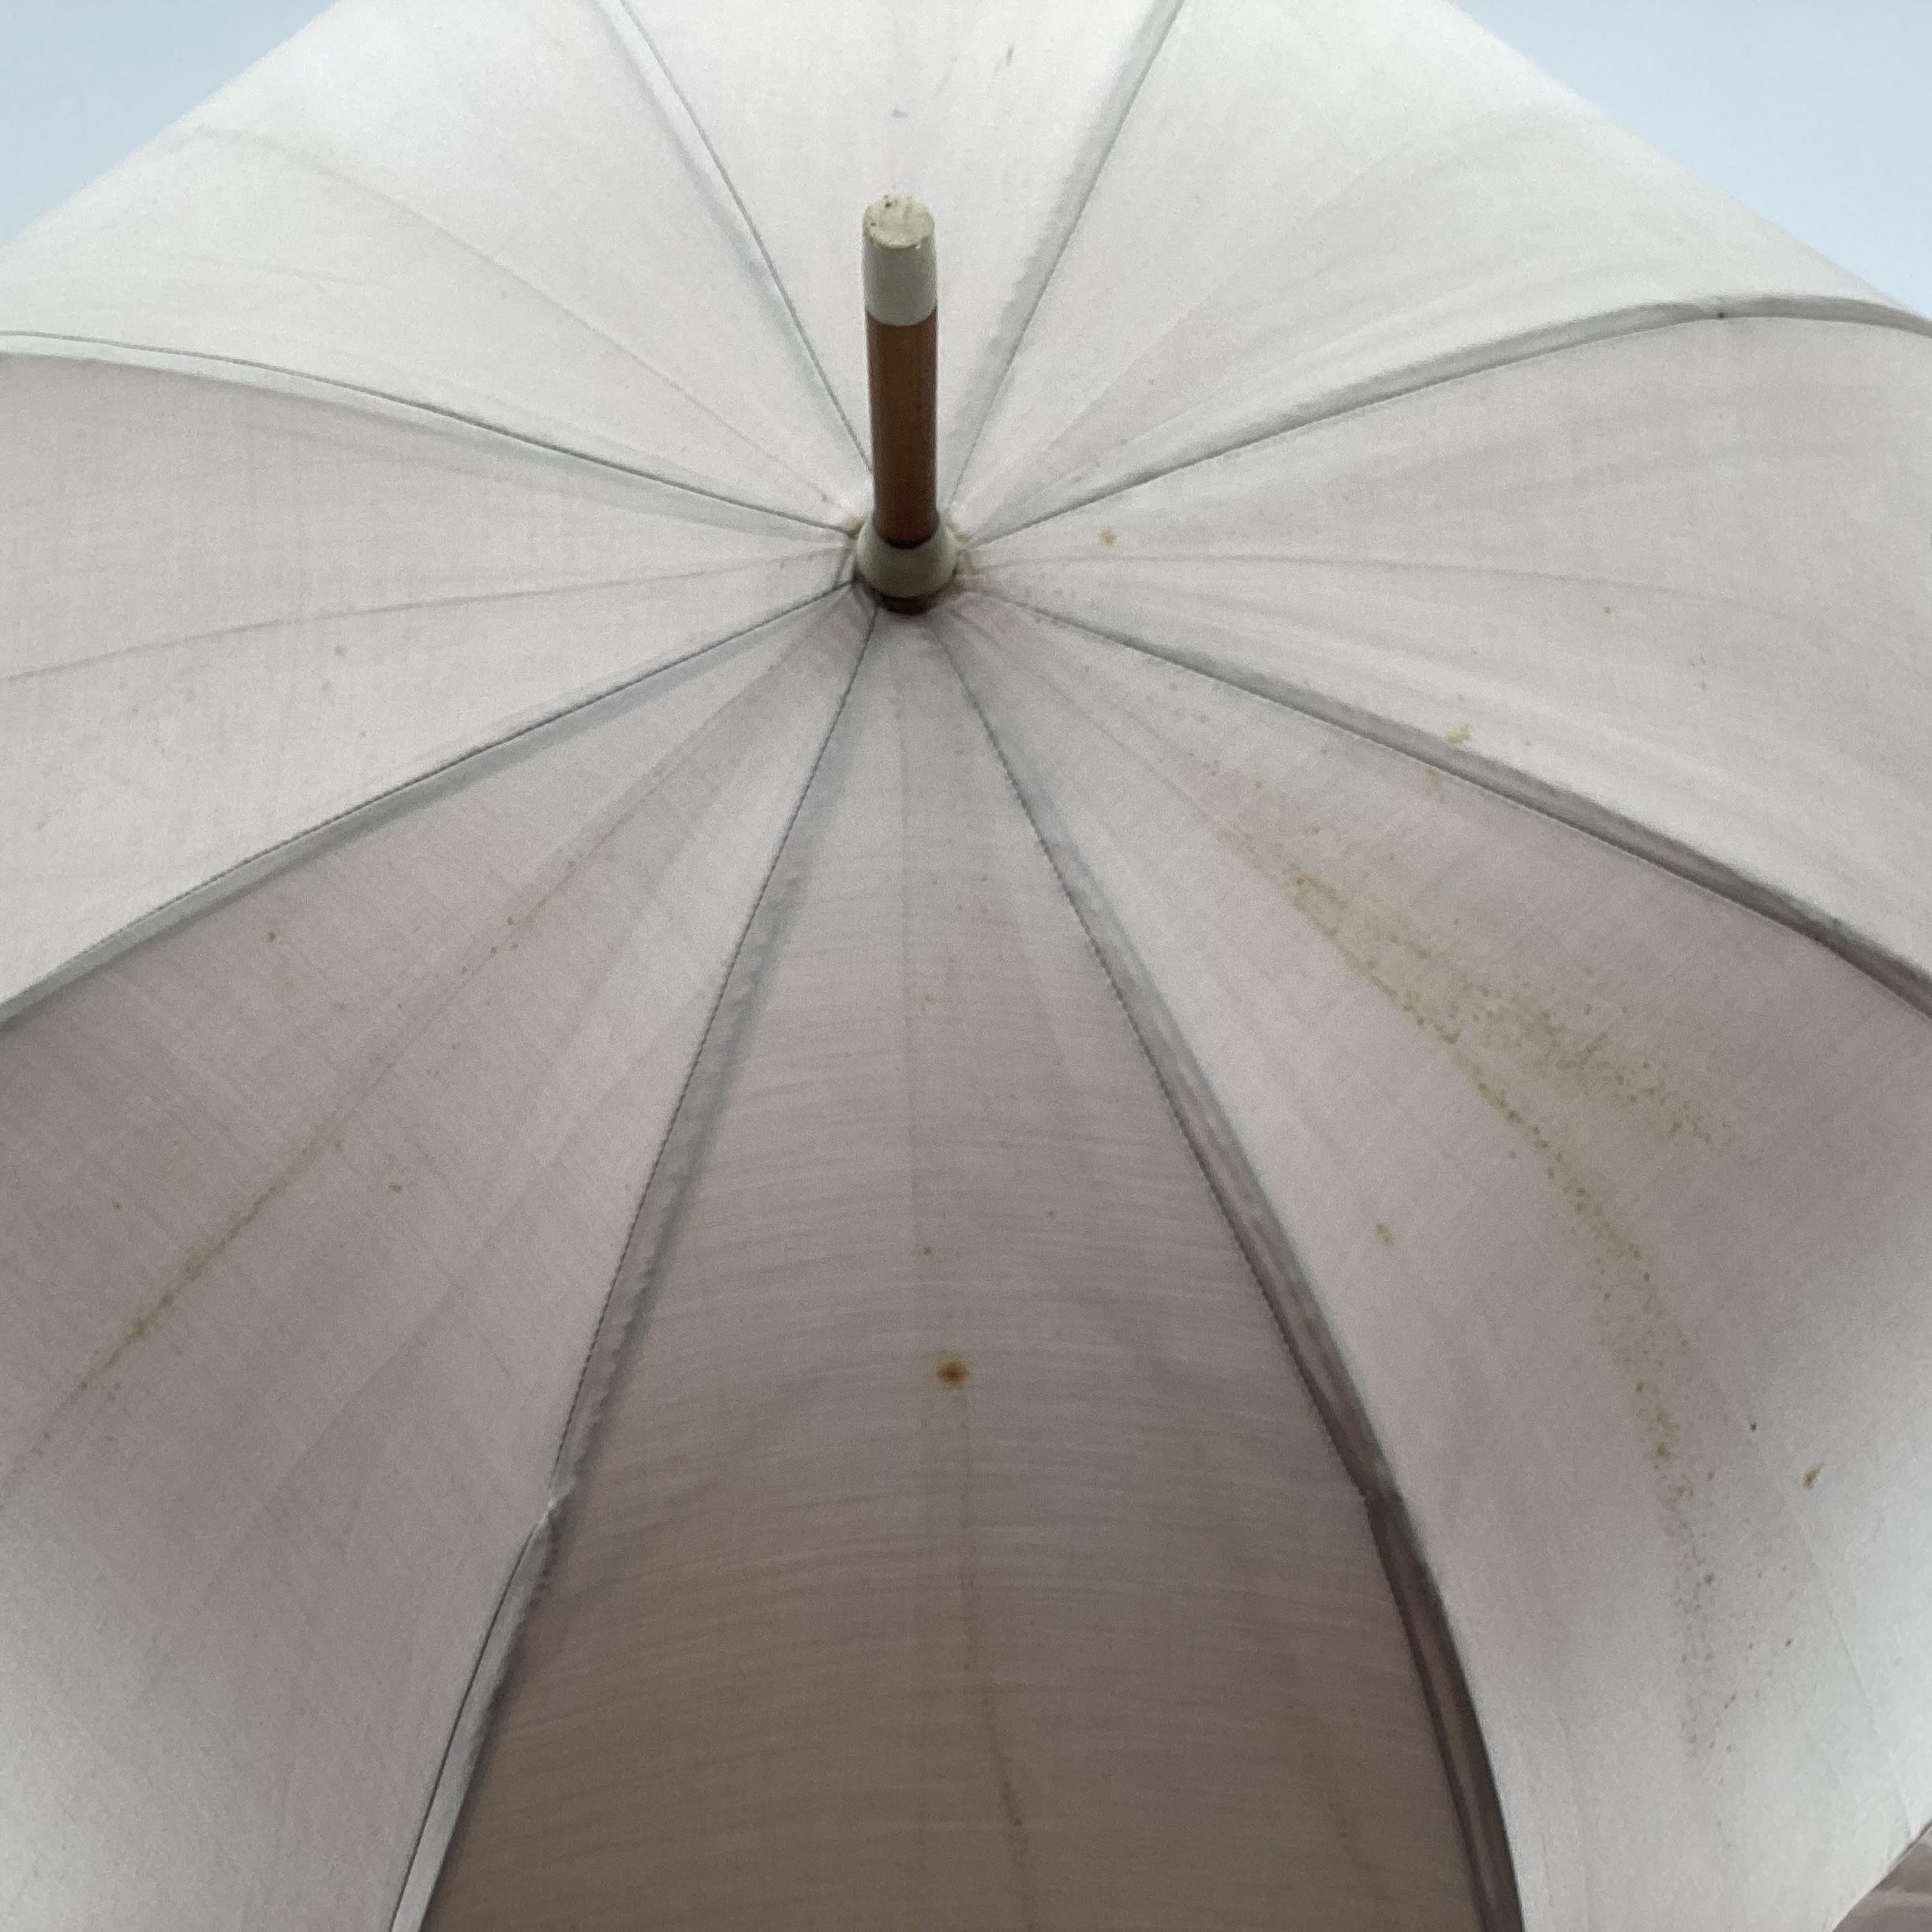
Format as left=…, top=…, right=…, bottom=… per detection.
left=971, top=588, right=1932, bottom=1026
left=1841, top=1813, right=1932, bottom=1929
left=961, top=292, right=1932, bottom=545
left=388, top=610, right=878, bottom=1931
left=934, top=608, right=1524, bottom=1932
left=0, top=582, right=856, bottom=1032
left=0, top=329, right=859, bottom=536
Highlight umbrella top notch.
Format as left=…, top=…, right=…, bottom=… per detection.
left=856, top=192, right=958, bottom=609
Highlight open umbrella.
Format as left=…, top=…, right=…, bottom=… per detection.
left=3, top=2, right=1930, bottom=1928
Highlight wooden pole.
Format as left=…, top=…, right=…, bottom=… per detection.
left=867, top=302, right=938, bottom=547
left=856, top=194, right=956, bottom=604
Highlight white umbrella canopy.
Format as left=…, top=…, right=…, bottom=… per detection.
left=2, top=2, right=1930, bottom=1929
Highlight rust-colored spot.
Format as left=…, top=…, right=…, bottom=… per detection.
left=265, top=930, right=276, bottom=943
left=1803, top=1464, right=1822, bottom=1490
left=935, top=1356, right=969, bottom=1388
left=1099, top=527, right=1117, bottom=547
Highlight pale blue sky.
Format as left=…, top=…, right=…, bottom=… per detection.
left=1, top=1, right=1925, bottom=314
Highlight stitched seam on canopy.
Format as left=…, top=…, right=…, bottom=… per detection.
left=972, top=587, right=1932, bottom=1024
left=600, top=0, right=869, bottom=468
left=385, top=605, right=877, bottom=1932
left=0, top=582, right=855, bottom=1032
left=941, top=0, right=1187, bottom=510
left=974, top=548, right=1904, bottom=631
left=934, top=605, right=1522, bottom=1932
left=970, top=295, right=1932, bottom=545
left=0, top=331, right=852, bottom=535
left=2, top=558, right=843, bottom=691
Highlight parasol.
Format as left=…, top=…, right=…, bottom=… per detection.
left=2, top=2, right=1930, bottom=1928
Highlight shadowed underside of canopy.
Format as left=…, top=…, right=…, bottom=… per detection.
left=2, top=4, right=1930, bottom=1931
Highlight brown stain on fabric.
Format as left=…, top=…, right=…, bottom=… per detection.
left=1003, top=638, right=1751, bottom=1756
left=1277, top=877, right=1742, bottom=1754
left=2, top=657, right=811, bottom=1513
left=0, top=1128, right=339, bottom=1511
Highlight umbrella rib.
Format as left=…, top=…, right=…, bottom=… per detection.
left=972, top=586, right=1932, bottom=1024
left=0, top=582, right=854, bottom=1031
left=933, top=608, right=1524, bottom=1932
left=386, top=604, right=878, bottom=1932
left=971, top=294, right=1932, bottom=546
left=385, top=1511, right=554, bottom=1932
left=939, top=0, right=1187, bottom=511
left=0, top=330, right=854, bottom=537
left=598, top=0, right=871, bottom=470
left=541, top=606, right=875, bottom=1500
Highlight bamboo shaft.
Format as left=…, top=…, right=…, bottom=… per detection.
left=866, top=308, right=938, bottom=547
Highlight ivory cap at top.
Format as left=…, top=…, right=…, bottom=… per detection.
left=862, top=193, right=937, bottom=326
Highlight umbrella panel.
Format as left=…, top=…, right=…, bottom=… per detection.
left=943, top=594, right=1932, bottom=1930
left=976, top=316, right=1932, bottom=996
left=425, top=619, right=1485, bottom=1932
left=0, top=353, right=845, bottom=1012
left=0, top=599, right=864, bottom=1930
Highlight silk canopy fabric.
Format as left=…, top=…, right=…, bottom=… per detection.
left=2, top=3, right=1930, bottom=1930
